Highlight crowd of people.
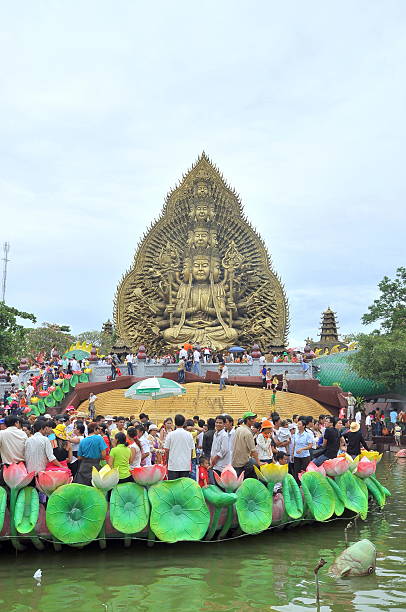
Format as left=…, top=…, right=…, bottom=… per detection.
left=0, top=355, right=89, bottom=414
left=1, top=394, right=403, bottom=493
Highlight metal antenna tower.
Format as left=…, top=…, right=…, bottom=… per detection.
left=1, top=242, right=10, bottom=303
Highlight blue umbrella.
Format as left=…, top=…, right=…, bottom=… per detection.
left=228, top=346, right=245, bottom=352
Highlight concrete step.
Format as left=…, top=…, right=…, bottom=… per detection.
left=78, top=382, right=327, bottom=423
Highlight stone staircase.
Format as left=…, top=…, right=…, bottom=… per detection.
left=78, top=382, right=327, bottom=422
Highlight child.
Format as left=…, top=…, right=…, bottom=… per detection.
left=271, top=388, right=277, bottom=406
left=282, top=370, right=289, bottom=392
left=394, top=423, right=402, bottom=446
left=266, top=369, right=272, bottom=389
left=198, top=456, right=209, bottom=488
left=271, top=375, right=279, bottom=390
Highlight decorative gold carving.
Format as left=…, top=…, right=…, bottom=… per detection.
left=115, top=153, right=289, bottom=352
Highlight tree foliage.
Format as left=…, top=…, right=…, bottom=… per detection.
left=25, top=323, right=75, bottom=359
left=0, top=303, right=36, bottom=369
left=361, top=266, right=406, bottom=333
left=350, top=268, right=406, bottom=391
left=75, top=329, right=116, bottom=355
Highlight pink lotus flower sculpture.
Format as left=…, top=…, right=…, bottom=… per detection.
left=305, top=461, right=326, bottom=477
left=3, top=463, right=35, bottom=489
left=131, top=464, right=166, bottom=486
left=214, top=465, right=244, bottom=492
left=323, top=457, right=350, bottom=477
left=354, top=457, right=376, bottom=479
left=36, top=470, right=72, bottom=496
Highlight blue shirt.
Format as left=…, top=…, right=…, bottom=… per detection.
left=78, top=435, right=107, bottom=459
left=390, top=411, right=398, bottom=424
left=293, top=430, right=314, bottom=458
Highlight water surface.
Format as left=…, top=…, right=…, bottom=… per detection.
left=0, top=456, right=404, bottom=611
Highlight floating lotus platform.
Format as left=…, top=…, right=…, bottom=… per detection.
left=0, top=454, right=390, bottom=550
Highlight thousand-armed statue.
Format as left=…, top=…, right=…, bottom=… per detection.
left=115, top=153, right=288, bottom=352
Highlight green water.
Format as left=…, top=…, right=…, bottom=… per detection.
left=0, top=456, right=404, bottom=611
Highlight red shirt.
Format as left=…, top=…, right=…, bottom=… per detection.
left=198, top=466, right=209, bottom=488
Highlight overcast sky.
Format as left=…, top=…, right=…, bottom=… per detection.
left=1, top=1, right=405, bottom=348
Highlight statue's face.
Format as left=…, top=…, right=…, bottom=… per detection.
left=193, top=229, right=209, bottom=247
left=192, top=256, right=210, bottom=281
left=195, top=203, right=208, bottom=220
left=196, top=182, right=209, bottom=196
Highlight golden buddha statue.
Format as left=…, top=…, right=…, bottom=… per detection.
left=161, top=249, right=239, bottom=348
left=115, top=153, right=289, bottom=353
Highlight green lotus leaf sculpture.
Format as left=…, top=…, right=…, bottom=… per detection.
left=335, top=470, right=368, bottom=518
left=70, top=374, right=79, bottom=388
left=14, top=486, right=40, bottom=534
left=148, top=478, right=210, bottom=543
left=46, top=484, right=107, bottom=545
left=363, top=477, right=385, bottom=507
left=52, top=387, right=64, bottom=403
left=325, top=477, right=345, bottom=516
left=62, top=379, right=70, bottom=393
left=282, top=474, right=303, bottom=519
left=110, top=482, right=150, bottom=534
left=0, top=487, right=7, bottom=532
left=236, top=478, right=273, bottom=534
left=203, top=485, right=237, bottom=540
left=300, top=472, right=335, bottom=522
left=44, top=395, right=56, bottom=408
left=203, top=485, right=237, bottom=507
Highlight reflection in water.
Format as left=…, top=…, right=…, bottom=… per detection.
left=0, top=457, right=404, bottom=612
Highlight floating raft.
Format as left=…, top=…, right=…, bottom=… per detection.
left=0, top=470, right=390, bottom=550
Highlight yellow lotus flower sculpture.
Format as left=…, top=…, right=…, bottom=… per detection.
left=91, top=465, right=120, bottom=491
left=254, top=463, right=288, bottom=483
left=354, top=450, right=382, bottom=464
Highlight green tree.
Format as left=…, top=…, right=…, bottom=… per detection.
left=0, top=303, right=36, bottom=369
left=25, top=322, right=75, bottom=359
left=76, top=330, right=102, bottom=347
left=350, top=267, right=406, bottom=391
left=361, top=266, right=406, bottom=332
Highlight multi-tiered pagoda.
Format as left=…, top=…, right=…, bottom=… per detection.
left=306, top=307, right=347, bottom=353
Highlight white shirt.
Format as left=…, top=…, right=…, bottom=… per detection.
left=220, top=365, right=229, bottom=379
left=259, top=355, right=266, bottom=364
left=140, top=433, right=151, bottom=466
left=226, top=427, right=236, bottom=453
left=164, top=428, right=194, bottom=471
left=355, top=411, right=362, bottom=424
left=129, top=441, right=142, bottom=469
left=193, top=350, right=201, bottom=363
left=366, top=415, right=372, bottom=427
left=256, top=433, right=273, bottom=461
left=210, top=429, right=230, bottom=470
left=247, top=355, right=253, bottom=365
left=71, top=360, right=79, bottom=371
left=126, top=354, right=134, bottom=363
left=0, top=427, right=27, bottom=464
left=25, top=432, right=56, bottom=473
left=179, top=348, right=188, bottom=360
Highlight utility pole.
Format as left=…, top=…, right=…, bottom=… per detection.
left=1, top=242, right=10, bottom=303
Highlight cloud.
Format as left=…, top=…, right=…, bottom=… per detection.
left=1, top=1, right=405, bottom=347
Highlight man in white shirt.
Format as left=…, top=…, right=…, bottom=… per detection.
left=210, top=415, right=230, bottom=475
left=259, top=354, right=266, bottom=365
left=164, top=414, right=194, bottom=479
left=25, top=420, right=62, bottom=474
left=25, top=383, right=35, bottom=402
left=219, top=364, right=229, bottom=391
left=0, top=416, right=27, bottom=464
left=346, top=392, right=356, bottom=420
left=192, top=349, right=201, bottom=376
left=179, top=347, right=188, bottom=360
left=71, top=357, right=80, bottom=372
left=224, top=415, right=236, bottom=453
left=126, top=353, right=134, bottom=376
